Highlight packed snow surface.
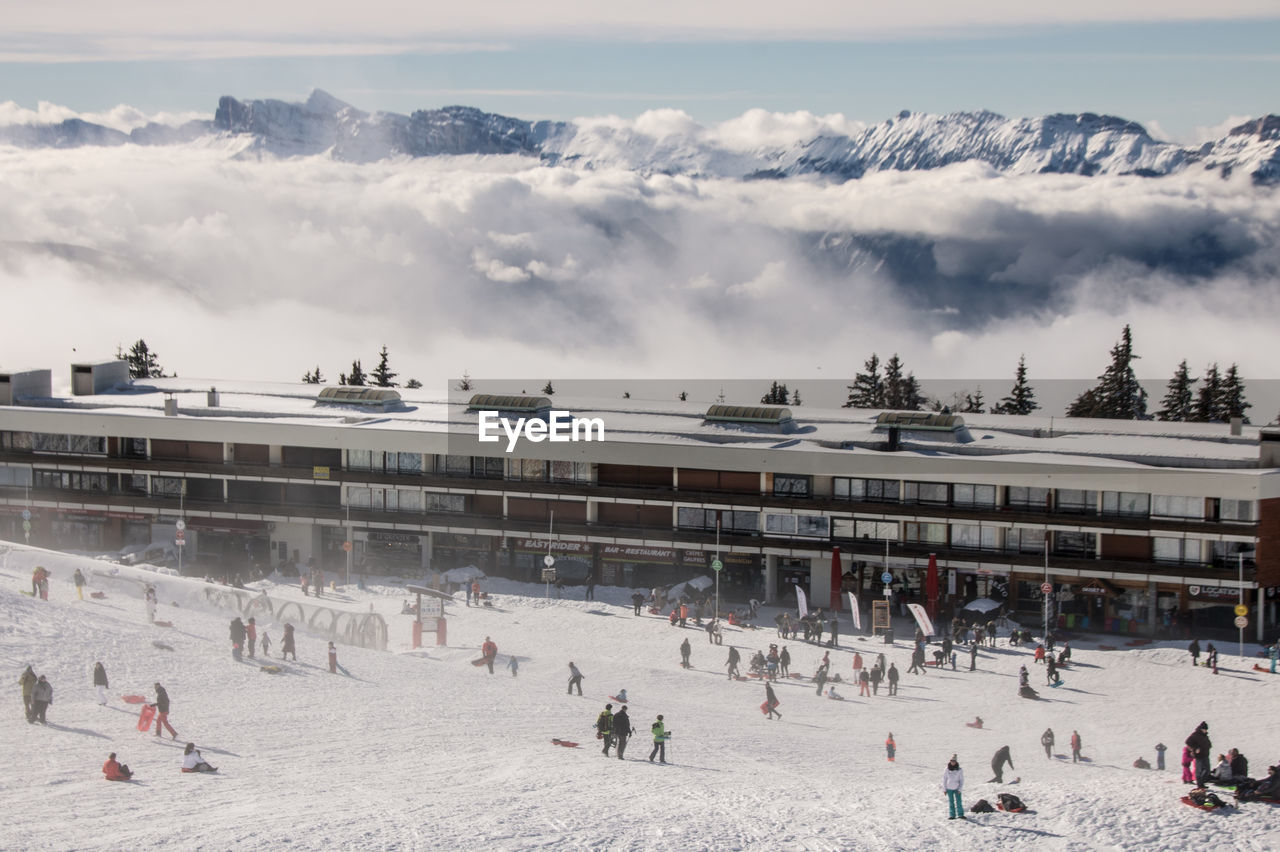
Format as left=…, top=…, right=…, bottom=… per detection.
left=2, top=545, right=1278, bottom=851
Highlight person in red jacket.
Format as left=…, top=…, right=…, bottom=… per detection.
left=481, top=637, right=498, bottom=674
left=103, top=752, right=133, bottom=781
left=1071, top=730, right=1083, bottom=763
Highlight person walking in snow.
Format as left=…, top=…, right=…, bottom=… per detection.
left=859, top=667, right=871, bottom=697
left=1188, top=638, right=1201, bottom=666
left=73, top=568, right=86, bottom=600
left=869, top=665, right=883, bottom=695
left=990, top=745, right=1014, bottom=783
left=726, top=646, right=741, bottom=680
left=145, top=586, right=157, bottom=623
left=613, top=706, right=633, bottom=760
left=30, top=674, right=53, bottom=724
left=1155, top=742, right=1167, bottom=771
left=679, top=637, right=692, bottom=669
left=764, top=682, right=781, bottom=720
left=814, top=664, right=828, bottom=696
left=649, top=715, right=668, bottom=763
left=152, top=682, right=178, bottom=739
left=230, top=617, right=246, bottom=661
left=507, top=656, right=519, bottom=677
left=261, top=631, right=272, bottom=658
left=631, top=592, right=645, bottom=615
left=282, top=623, right=296, bottom=661
left=567, top=662, right=584, bottom=695
left=327, top=642, right=338, bottom=674
left=779, top=646, right=791, bottom=678
left=886, top=733, right=896, bottom=762
left=1041, top=728, right=1055, bottom=758
left=1070, top=730, right=1082, bottom=763
left=969, top=642, right=978, bottom=671
left=481, top=637, right=497, bottom=674
left=596, top=704, right=615, bottom=756
left=887, top=663, right=900, bottom=696
left=20, top=665, right=37, bottom=720
left=942, top=755, right=965, bottom=820
left=852, top=651, right=863, bottom=679
left=1046, top=655, right=1060, bottom=686
left=93, top=662, right=108, bottom=705
left=246, top=617, right=257, bottom=658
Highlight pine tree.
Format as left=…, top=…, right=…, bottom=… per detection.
left=456, top=372, right=473, bottom=392
left=844, top=353, right=884, bottom=408
left=1067, top=326, right=1147, bottom=419
left=623, top=391, right=631, bottom=399
left=992, top=355, right=1038, bottom=415
left=542, top=381, right=555, bottom=396
left=678, top=391, right=688, bottom=401
left=1155, top=360, right=1194, bottom=421
left=1217, top=364, right=1251, bottom=424
left=960, top=388, right=985, bottom=414
left=343, top=360, right=367, bottom=387
left=302, top=366, right=324, bottom=384
left=370, top=345, right=398, bottom=387
left=404, top=378, right=422, bottom=389
left=790, top=388, right=802, bottom=407
left=121, top=339, right=167, bottom=379
left=1194, top=363, right=1222, bottom=422
left=761, top=381, right=790, bottom=405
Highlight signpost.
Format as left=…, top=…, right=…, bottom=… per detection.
left=175, top=516, right=185, bottom=574
left=713, top=519, right=721, bottom=621
left=1238, top=553, right=1245, bottom=660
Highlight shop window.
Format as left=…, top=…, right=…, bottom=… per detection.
left=903, top=481, right=949, bottom=505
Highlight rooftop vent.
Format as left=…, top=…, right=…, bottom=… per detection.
left=317, top=386, right=403, bottom=410
left=71, top=360, right=130, bottom=396
left=0, top=369, right=52, bottom=406
left=466, top=394, right=553, bottom=416
left=873, top=411, right=965, bottom=432
left=704, top=404, right=794, bottom=431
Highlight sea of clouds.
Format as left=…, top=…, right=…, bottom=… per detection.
left=0, top=135, right=1277, bottom=414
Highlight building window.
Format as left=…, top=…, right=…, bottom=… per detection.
left=726, top=511, right=759, bottom=533
left=34, top=470, right=109, bottom=492
left=1007, top=528, right=1046, bottom=554
left=396, top=452, right=423, bottom=474
left=766, top=513, right=827, bottom=536
left=903, top=481, right=949, bottom=505
left=1218, top=499, right=1255, bottom=523
left=32, top=433, right=107, bottom=455
left=773, top=474, right=811, bottom=498
left=425, top=493, right=465, bottom=513
left=151, top=476, right=186, bottom=497
left=347, top=486, right=371, bottom=508
left=550, top=461, right=591, bottom=484
left=952, top=484, right=997, bottom=509
left=0, top=465, right=33, bottom=487
left=348, top=449, right=372, bottom=470
left=1151, top=495, right=1203, bottom=520
left=903, top=522, right=946, bottom=544
left=1154, top=538, right=1198, bottom=564
left=834, top=478, right=901, bottom=503
left=678, top=507, right=717, bottom=530
left=951, top=524, right=997, bottom=550
left=442, top=455, right=471, bottom=476
left=1054, top=531, right=1097, bottom=557
left=0, top=431, right=34, bottom=452
left=1102, top=491, right=1150, bottom=518
left=855, top=520, right=899, bottom=540
left=472, top=456, right=505, bottom=479
left=398, top=489, right=422, bottom=512
left=1006, top=486, right=1050, bottom=510
left=1055, top=489, right=1097, bottom=515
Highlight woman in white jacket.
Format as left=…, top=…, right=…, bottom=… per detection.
left=181, top=742, right=217, bottom=773
left=942, top=755, right=965, bottom=820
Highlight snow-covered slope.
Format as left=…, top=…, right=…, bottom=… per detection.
left=4, top=89, right=1279, bottom=184
left=3, top=542, right=1278, bottom=850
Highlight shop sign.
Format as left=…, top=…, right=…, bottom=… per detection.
left=602, top=544, right=676, bottom=563
left=514, top=538, right=592, bottom=555
left=368, top=531, right=421, bottom=544
left=1187, top=585, right=1243, bottom=601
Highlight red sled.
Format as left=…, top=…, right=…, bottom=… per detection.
left=760, top=700, right=780, bottom=715
left=551, top=739, right=579, bottom=748
left=1253, top=664, right=1274, bottom=674
left=471, top=658, right=491, bottom=667
left=1181, top=795, right=1227, bottom=811
left=122, top=694, right=148, bottom=704
left=609, top=695, right=628, bottom=704
left=997, top=804, right=1027, bottom=813
left=136, top=704, right=156, bottom=731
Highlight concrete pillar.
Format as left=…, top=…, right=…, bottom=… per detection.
left=812, top=551, right=833, bottom=608
left=765, top=554, right=779, bottom=602
left=1148, top=579, right=1158, bottom=637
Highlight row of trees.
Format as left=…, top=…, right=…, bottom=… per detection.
left=302, top=346, right=421, bottom=389
left=830, top=353, right=1038, bottom=416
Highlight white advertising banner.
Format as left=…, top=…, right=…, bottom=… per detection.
left=907, top=603, right=936, bottom=637
left=796, top=585, right=809, bottom=618
left=848, top=593, right=861, bottom=630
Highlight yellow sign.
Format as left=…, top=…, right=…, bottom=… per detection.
left=1234, top=604, right=1249, bottom=617
left=313, top=465, right=330, bottom=480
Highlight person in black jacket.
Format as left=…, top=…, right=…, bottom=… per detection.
left=764, top=681, right=781, bottom=720
left=93, top=662, right=109, bottom=705
left=726, top=646, right=741, bottom=680
left=1188, top=639, right=1201, bottom=666
left=230, top=617, right=246, bottom=661
left=1229, top=748, right=1248, bottom=780
left=631, top=592, right=645, bottom=615
left=153, top=682, right=178, bottom=739
left=887, top=663, right=900, bottom=696
left=990, top=745, right=1014, bottom=782
left=30, top=675, right=53, bottom=724
left=613, top=706, right=633, bottom=760
left=679, top=638, right=691, bottom=669
left=1186, top=722, right=1212, bottom=786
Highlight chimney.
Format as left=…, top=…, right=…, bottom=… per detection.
left=1229, top=416, right=1242, bottom=436
left=207, top=387, right=220, bottom=408
left=163, top=393, right=178, bottom=417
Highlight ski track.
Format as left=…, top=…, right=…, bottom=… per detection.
left=1, top=548, right=1278, bottom=851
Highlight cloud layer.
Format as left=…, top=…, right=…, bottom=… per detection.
left=1, top=142, right=1277, bottom=413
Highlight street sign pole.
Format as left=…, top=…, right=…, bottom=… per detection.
left=1043, top=543, right=1051, bottom=643
left=1239, top=553, right=1245, bottom=660
left=177, top=490, right=185, bottom=576
left=714, top=519, right=721, bottom=622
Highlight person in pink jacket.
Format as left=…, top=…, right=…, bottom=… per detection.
left=1182, top=745, right=1195, bottom=784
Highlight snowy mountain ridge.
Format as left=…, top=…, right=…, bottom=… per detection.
left=3, top=89, right=1278, bottom=184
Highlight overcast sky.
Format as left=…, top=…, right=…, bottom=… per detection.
left=3, top=2, right=1279, bottom=141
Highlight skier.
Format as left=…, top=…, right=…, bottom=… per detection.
left=990, top=745, right=1014, bottom=783
left=36, top=566, right=50, bottom=600
left=942, top=755, right=965, bottom=820
left=327, top=641, right=338, bottom=674
left=1155, top=742, right=1167, bottom=771
left=886, top=733, right=896, bottom=762
left=481, top=637, right=498, bottom=674
left=282, top=623, right=296, bottom=661
left=246, top=617, right=257, bottom=658
left=887, top=663, right=900, bottom=696
left=596, top=704, right=615, bottom=756
left=229, top=617, right=246, bottom=661
left=679, top=637, right=692, bottom=669
left=726, top=646, right=741, bottom=680
left=649, top=715, right=667, bottom=763
left=152, top=682, right=178, bottom=739
left=1188, top=638, right=1201, bottom=666
left=764, top=682, right=781, bottom=720
left=779, top=647, right=791, bottom=678
left=1041, top=728, right=1055, bottom=759
left=73, top=568, right=86, bottom=600
left=567, top=662, right=584, bottom=695
left=1185, top=721, right=1212, bottom=786
left=145, top=585, right=157, bottom=623
left=181, top=742, right=217, bottom=773
left=30, top=674, right=53, bottom=724
left=613, top=706, right=632, bottom=760
left=1070, top=730, right=1082, bottom=763
left=103, top=752, right=133, bottom=781
left=93, top=662, right=108, bottom=705
left=20, top=665, right=36, bottom=720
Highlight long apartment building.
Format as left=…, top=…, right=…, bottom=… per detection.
left=2, top=362, right=1278, bottom=639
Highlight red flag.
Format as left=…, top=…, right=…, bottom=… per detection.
left=926, top=553, right=939, bottom=620
left=830, top=547, right=843, bottom=612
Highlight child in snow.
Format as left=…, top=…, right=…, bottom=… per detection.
left=181, top=743, right=216, bottom=773
left=1181, top=746, right=1195, bottom=783
left=886, top=734, right=896, bottom=762
left=507, top=656, right=519, bottom=677
left=102, top=752, right=132, bottom=781
left=615, top=689, right=628, bottom=702
left=93, top=662, right=108, bottom=705
left=328, top=642, right=338, bottom=674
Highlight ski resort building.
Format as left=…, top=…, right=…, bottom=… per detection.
left=1, top=364, right=1278, bottom=640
